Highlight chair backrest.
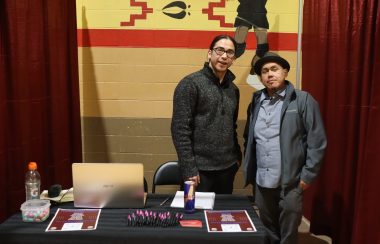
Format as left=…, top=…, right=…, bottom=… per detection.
left=152, top=161, right=183, bottom=193
left=144, top=177, right=148, bottom=193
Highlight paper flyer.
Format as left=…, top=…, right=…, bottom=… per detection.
left=46, top=208, right=101, bottom=232
left=204, top=210, right=256, bottom=233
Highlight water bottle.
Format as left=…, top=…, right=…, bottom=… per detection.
left=25, top=162, right=41, bottom=201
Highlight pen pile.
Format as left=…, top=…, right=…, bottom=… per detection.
left=126, top=210, right=184, bottom=227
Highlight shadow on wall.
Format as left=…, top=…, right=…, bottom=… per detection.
left=80, top=6, right=109, bottom=163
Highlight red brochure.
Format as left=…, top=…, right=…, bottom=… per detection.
left=204, top=210, right=256, bottom=232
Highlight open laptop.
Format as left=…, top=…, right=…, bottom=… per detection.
left=72, top=163, right=146, bottom=208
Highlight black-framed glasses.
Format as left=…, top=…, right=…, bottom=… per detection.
left=213, top=47, right=235, bottom=58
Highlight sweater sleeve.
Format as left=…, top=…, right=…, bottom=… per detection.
left=171, top=78, right=199, bottom=179
left=233, top=87, right=243, bottom=162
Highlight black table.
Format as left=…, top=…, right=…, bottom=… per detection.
left=0, top=194, right=266, bottom=244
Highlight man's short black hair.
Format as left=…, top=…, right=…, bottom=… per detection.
left=209, top=35, right=237, bottom=51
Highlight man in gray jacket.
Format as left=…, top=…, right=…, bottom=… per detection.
left=243, top=52, right=327, bottom=243
left=171, top=35, right=242, bottom=194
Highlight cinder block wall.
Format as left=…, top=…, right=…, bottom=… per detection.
left=78, top=48, right=296, bottom=195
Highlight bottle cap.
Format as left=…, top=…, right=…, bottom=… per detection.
left=28, top=162, right=37, bottom=170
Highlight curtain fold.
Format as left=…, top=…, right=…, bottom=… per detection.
left=0, top=0, right=82, bottom=222
left=302, top=0, right=380, bottom=243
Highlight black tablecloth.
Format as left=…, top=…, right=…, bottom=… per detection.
left=0, top=194, right=266, bottom=244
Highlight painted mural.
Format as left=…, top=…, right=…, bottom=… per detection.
left=77, top=0, right=299, bottom=106
left=76, top=0, right=300, bottom=193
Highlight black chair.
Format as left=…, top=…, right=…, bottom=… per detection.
left=152, top=161, right=183, bottom=193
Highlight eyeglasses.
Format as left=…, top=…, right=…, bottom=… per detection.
left=213, top=47, right=235, bottom=58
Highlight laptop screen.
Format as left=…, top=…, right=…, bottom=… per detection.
left=72, top=163, right=145, bottom=208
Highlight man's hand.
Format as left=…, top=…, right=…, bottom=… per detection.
left=188, top=174, right=200, bottom=187
left=299, top=180, right=310, bottom=191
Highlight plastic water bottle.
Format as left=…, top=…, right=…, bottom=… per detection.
left=25, top=162, right=41, bottom=201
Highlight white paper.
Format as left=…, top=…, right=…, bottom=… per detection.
left=170, top=191, right=215, bottom=210
left=221, top=224, right=242, bottom=232
left=40, top=188, right=74, bottom=202
left=62, top=223, right=83, bottom=231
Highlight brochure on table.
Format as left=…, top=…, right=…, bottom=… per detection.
left=170, top=191, right=215, bottom=210
left=46, top=208, right=101, bottom=232
left=204, top=210, right=257, bottom=232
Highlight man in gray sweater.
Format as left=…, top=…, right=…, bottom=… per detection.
left=171, top=35, right=242, bottom=194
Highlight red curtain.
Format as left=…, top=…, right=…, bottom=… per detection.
left=0, top=0, right=82, bottom=222
left=302, top=0, right=380, bottom=243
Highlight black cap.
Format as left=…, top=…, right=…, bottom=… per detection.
left=253, top=52, right=290, bottom=75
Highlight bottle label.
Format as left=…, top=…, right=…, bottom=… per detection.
left=31, top=187, right=39, bottom=198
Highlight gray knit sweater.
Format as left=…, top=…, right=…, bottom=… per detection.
left=171, top=63, right=242, bottom=179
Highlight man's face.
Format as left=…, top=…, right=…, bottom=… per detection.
left=207, top=39, right=235, bottom=76
left=259, top=62, right=288, bottom=94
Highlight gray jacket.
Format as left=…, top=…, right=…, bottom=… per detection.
left=171, top=63, right=242, bottom=179
left=243, top=82, right=327, bottom=188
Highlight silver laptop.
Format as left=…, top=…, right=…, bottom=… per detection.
left=72, top=163, right=146, bottom=208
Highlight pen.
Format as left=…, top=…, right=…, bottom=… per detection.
left=160, top=197, right=170, bottom=206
